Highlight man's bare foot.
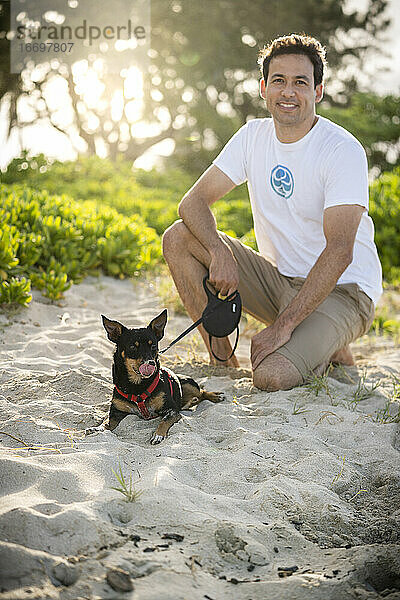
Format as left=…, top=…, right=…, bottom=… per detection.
left=330, top=345, right=355, bottom=366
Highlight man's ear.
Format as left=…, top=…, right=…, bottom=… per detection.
left=260, top=78, right=267, bottom=100
left=102, top=315, right=126, bottom=343
left=148, top=309, right=167, bottom=341
left=315, top=83, right=324, bottom=104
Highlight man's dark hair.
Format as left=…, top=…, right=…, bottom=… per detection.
left=258, top=33, right=327, bottom=88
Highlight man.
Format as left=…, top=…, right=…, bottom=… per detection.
left=162, top=33, right=382, bottom=391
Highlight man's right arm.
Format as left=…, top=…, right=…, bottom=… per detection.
left=178, top=164, right=239, bottom=296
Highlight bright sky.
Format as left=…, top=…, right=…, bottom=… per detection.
left=1, top=0, right=399, bottom=171
left=347, top=0, right=400, bottom=94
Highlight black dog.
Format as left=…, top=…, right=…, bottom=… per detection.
left=86, top=310, right=224, bottom=444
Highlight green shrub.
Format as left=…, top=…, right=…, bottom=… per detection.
left=0, top=277, right=32, bottom=306
left=0, top=184, right=161, bottom=305
left=369, top=166, right=400, bottom=286
left=1, top=153, right=252, bottom=236
left=1, top=155, right=399, bottom=311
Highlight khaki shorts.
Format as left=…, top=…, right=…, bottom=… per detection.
left=221, top=233, right=375, bottom=380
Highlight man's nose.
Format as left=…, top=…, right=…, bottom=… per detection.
left=281, top=84, right=296, bottom=97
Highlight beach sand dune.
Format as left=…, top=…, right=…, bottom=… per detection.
left=0, top=276, right=399, bottom=599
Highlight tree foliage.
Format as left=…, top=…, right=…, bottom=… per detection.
left=319, top=93, right=400, bottom=174
left=0, top=0, right=392, bottom=172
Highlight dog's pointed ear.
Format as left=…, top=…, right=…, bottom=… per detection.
left=148, top=309, right=167, bottom=341
left=102, top=315, right=126, bottom=343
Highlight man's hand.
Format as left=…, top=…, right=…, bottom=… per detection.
left=251, top=322, right=292, bottom=371
left=208, top=241, right=239, bottom=297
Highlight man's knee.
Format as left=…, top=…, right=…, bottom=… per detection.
left=162, top=220, right=189, bottom=260
left=252, top=353, right=302, bottom=391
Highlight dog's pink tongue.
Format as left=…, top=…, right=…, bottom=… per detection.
left=139, top=363, right=156, bottom=377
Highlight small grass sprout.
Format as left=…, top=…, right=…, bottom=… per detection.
left=351, top=371, right=381, bottom=405
left=111, top=464, right=143, bottom=502
left=391, top=374, right=400, bottom=402
left=292, top=400, right=309, bottom=415
left=304, top=371, right=336, bottom=404
left=372, top=400, right=400, bottom=424
left=315, top=410, right=343, bottom=426
left=331, top=455, right=346, bottom=486
left=349, top=489, right=368, bottom=501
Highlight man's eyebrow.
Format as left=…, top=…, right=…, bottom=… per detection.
left=270, top=72, right=311, bottom=81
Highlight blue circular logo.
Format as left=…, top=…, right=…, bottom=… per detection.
left=270, top=165, right=294, bottom=199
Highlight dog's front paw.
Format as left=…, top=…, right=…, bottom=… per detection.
left=150, top=432, right=166, bottom=445
left=85, top=425, right=106, bottom=436
left=215, top=392, right=225, bottom=402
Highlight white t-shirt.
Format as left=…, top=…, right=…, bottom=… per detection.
left=213, top=116, right=382, bottom=305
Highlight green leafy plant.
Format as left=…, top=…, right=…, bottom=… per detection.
left=2, top=155, right=400, bottom=313
left=0, top=277, right=32, bottom=306
left=111, top=464, right=143, bottom=502
left=31, top=268, right=71, bottom=301
left=0, top=182, right=161, bottom=305
left=369, top=166, right=400, bottom=286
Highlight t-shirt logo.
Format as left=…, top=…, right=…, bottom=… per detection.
left=270, top=165, right=294, bottom=199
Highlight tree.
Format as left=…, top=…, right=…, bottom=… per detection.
left=0, top=0, right=392, bottom=172
left=319, top=93, right=400, bottom=175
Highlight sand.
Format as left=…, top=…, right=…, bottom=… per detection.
left=0, top=275, right=399, bottom=600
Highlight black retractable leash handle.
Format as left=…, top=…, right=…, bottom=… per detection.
left=201, top=276, right=241, bottom=361
left=159, top=275, right=242, bottom=362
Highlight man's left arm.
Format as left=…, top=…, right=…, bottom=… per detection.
left=251, top=204, right=365, bottom=370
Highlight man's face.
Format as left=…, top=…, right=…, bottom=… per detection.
left=261, top=53, right=323, bottom=129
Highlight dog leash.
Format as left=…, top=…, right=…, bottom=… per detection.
left=159, top=278, right=241, bottom=362
left=159, top=315, right=204, bottom=355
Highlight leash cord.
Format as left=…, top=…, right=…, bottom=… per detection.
left=159, top=316, right=203, bottom=355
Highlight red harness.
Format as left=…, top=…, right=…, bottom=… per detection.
left=114, top=369, right=174, bottom=420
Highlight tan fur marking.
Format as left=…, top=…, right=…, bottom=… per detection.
left=135, top=341, right=139, bottom=347
left=154, top=413, right=181, bottom=437
left=124, top=357, right=142, bottom=384
left=148, top=391, right=166, bottom=412
left=181, top=396, right=202, bottom=410
left=181, top=383, right=202, bottom=409
left=112, top=397, right=135, bottom=413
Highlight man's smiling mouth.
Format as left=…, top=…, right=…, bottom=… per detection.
left=277, top=102, right=298, bottom=109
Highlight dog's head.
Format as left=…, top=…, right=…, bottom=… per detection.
left=101, top=310, right=167, bottom=380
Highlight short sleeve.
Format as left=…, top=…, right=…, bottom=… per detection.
left=323, top=140, right=369, bottom=211
left=212, top=123, right=249, bottom=186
